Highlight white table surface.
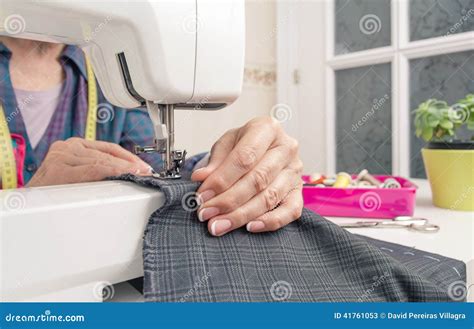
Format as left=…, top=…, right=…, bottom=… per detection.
left=326, top=179, right=473, bottom=301
left=0, top=181, right=164, bottom=302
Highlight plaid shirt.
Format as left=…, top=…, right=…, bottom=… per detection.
left=0, top=43, right=163, bottom=184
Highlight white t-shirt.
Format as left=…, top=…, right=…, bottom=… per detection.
left=14, top=83, right=64, bottom=149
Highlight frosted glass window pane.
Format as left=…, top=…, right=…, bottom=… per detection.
left=410, top=0, right=474, bottom=41
left=335, top=0, right=391, bottom=54
left=336, top=63, right=392, bottom=174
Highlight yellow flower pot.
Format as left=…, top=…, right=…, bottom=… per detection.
left=422, top=147, right=474, bottom=211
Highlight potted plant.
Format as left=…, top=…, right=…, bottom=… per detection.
left=413, top=94, right=474, bottom=211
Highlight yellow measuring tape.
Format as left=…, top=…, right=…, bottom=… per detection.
left=0, top=104, right=18, bottom=189
left=0, top=54, right=98, bottom=189
left=84, top=55, right=98, bottom=141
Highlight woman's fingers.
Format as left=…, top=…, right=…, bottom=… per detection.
left=28, top=138, right=154, bottom=187
left=247, top=188, right=303, bottom=233
left=191, top=129, right=237, bottom=183
left=206, top=167, right=301, bottom=236
left=196, top=121, right=277, bottom=198
left=197, top=144, right=293, bottom=221
left=73, top=147, right=143, bottom=171
left=70, top=140, right=151, bottom=174
left=76, top=138, right=151, bottom=171
left=189, top=116, right=304, bottom=236
left=71, top=164, right=134, bottom=183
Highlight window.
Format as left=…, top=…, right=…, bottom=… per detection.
left=410, top=0, right=474, bottom=41
left=335, top=63, right=392, bottom=174
left=326, top=0, right=474, bottom=177
left=335, top=0, right=392, bottom=54
left=409, top=50, right=474, bottom=177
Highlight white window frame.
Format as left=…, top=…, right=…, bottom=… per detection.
left=279, top=0, right=474, bottom=176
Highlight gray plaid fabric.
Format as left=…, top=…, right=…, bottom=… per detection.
left=114, top=175, right=466, bottom=302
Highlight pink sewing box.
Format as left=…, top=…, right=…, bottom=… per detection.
left=302, top=175, right=417, bottom=219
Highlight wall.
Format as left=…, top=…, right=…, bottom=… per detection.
left=175, top=0, right=278, bottom=156
left=277, top=0, right=327, bottom=174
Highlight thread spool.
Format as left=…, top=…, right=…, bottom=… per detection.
left=356, top=169, right=382, bottom=186
left=333, top=172, right=352, bottom=188
left=382, top=178, right=401, bottom=189
left=323, top=177, right=336, bottom=186
left=309, top=173, right=326, bottom=185
left=357, top=181, right=375, bottom=188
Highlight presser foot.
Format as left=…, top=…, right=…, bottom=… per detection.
left=133, top=147, right=184, bottom=180
left=134, top=135, right=186, bottom=180
left=154, top=149, right=187, bottom=180
left=152, top=171, right=182, bottom=180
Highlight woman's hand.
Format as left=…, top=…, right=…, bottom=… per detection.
left=28, top=137, right=152, bottom=187
left=191, top=117, right=304, bottom=236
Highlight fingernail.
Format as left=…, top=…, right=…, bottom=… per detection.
left=210, top=219, right=232, bottom=236
left=198, top=207, right=220, bottom=222
left=193, top=167, right=206, bottom=174
left=246, top=221, right=265, bottom=232
left=148, top=166, right=155, bottom=174
left=199, top=190, right=215, bottom=203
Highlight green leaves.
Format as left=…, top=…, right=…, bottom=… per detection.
left=413, top=95, right=474, bottom=142
left=440, top=119, right=453, bottom=129
left=421, top=127, right=433, bottom=141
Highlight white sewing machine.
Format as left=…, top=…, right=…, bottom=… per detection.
left=0, top=0, right=245, bottom=178
left=0, top=0, right=244, bottom=301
